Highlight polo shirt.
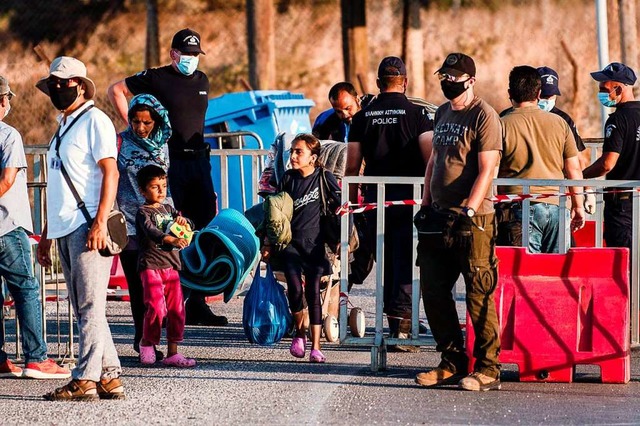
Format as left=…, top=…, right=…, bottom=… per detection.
left=602, top=101, right=640, bottom=180
left=46, top=101, right=117, bottom=239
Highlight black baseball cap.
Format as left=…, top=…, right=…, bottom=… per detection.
left=590, top=62, right=636, bottom=85
left=377, top=56, right=407, bottom=78
left=537, top=66, right=561, bottom=97
left=171, top=28, right=206, bottom=55
left=436, top=53, right=476, bottom=77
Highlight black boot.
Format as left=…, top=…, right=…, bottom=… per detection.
left=185, top=292, right=228, bottom=326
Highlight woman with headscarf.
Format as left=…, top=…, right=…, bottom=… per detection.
left=116, top=93, right=172, bottom=360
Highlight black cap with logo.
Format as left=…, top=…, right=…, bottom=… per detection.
left=171, top=28, right=206, bottom=55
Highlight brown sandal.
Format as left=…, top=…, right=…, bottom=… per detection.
left=97, top=377, right=126, bottom=400
left=43, top=379, right=99, bottom=401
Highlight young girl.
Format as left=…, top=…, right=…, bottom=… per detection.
left=262, top=134, right=341, bottom=363
left=135, top=165, right=196, bottom=368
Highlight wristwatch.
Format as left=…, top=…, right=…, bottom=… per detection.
left=461, top=206, right=475, bottom=218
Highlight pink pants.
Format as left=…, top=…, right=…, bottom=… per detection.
left=140, top=268, right=185, bottom=345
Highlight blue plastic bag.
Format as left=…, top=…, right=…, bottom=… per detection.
left=242, top=263, right=292, bottom=346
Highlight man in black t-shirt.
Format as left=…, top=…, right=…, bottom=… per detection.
left=346, top=56, right=433, bottom=351
left=108, top=28, right=226, bottom=330
left=584, top=62, right=640, bottom=252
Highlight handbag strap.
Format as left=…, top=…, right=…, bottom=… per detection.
left=53, top=104, right=95, bottom=224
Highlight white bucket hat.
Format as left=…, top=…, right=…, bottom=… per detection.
left=36, top=56, right=96, bottom=100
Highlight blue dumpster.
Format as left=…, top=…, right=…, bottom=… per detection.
left=204, top=90, right=315, bottom=212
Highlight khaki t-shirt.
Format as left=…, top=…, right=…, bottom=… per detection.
left=499, top=105, right=578, bottom=205
left=430, top=96, right=502, bottom=215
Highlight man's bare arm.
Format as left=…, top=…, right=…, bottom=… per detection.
left=107, top=79, right=131, bottom=126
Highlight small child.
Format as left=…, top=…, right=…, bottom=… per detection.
left=135, top=165, right=196, bottom=368
left=262, top=133, right=341, bottom=363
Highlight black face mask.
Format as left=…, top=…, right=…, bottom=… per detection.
left=49, top=86, right=79, bottom=111
left=440, top=80, right=468, bottom=100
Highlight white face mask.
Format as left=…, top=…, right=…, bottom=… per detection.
left=2, top=101, right=10, bottom=119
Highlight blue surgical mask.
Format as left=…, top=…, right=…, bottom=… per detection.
left=598, top=92, right=617, bottom=107
left=176, top=55, right=199, bottom=76
left=538, top=98, right=555, bottom=112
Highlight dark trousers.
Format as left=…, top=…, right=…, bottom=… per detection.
left=603, top=198, right=633, bottom=251
left=168, top=155, right=217, bottom=230
left=169, top=154, right=218, bottom=318
left=365, top=206, right=414, bottom=321
left=418, top=212, right=501, bottom=378
left=119, top=249, right=144, bottom=349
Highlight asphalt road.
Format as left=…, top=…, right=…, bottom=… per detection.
left=1, top=274, right=639, bottom=425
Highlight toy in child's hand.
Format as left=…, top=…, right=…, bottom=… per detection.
left=168, top=220, right=194, bottom=244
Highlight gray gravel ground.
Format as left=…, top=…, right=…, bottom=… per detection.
left=1, top=273, right=639, bottom=425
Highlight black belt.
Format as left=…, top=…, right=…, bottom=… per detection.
left=170, top=146, right=210, bottom=160
left=604, top=191, right=632, bottom=202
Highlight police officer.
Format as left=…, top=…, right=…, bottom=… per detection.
left=584, top=62, right=640, bottom=251
left=108, top=29, right=226, bottom=330
left=345, top=56, right=433, bottom=352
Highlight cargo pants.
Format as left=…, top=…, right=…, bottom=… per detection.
left=417, top=211, right=501, bottom=379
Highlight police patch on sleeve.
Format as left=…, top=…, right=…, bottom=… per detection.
left=605, top=124, right=616, bottom=139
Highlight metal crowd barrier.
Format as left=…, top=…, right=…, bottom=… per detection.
left=338, top=176, right=425, bottom=371
left=3, top=134, right=269, bottom=365
left=338, top=174, right=640, bottom=371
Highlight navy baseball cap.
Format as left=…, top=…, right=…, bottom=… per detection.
left=377, top=56, right=407, bottom=78
left=171, top=28, right=206, bottom=55
left=537, top=66, right=561, bottom=97
left=590, top=62, right=637, bottom=85
left=436, top=53, right=476, bottom=78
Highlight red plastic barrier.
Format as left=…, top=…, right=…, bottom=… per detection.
left=466, top=247, right=630, bottom=383
left=108, top=255, right=130, bottom=301
left=573, top=220, right=605, bottom=247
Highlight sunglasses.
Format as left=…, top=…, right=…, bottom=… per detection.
left=46, top=78, right=80, bottom=89
left=437, top=72, right=471, bottom=83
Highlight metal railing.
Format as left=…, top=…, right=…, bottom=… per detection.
left=338, top=176, right=425, bottom=371
left=3, top=133, right=270, bottom=363
left=338, top=175, right=640, bottom=371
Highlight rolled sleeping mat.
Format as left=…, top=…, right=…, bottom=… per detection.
left=180, top=209, right=260, bottom=302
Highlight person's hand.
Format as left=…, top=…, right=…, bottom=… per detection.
left=36, top=238, right=53, bottom=268
left=174, top=215, right=188, bottom=226
left=261, top=243, right=272, bottom=262
left=166, top=236, right=189, bottom=249
left=570, top=206, right=586, bottom=232
left=584, top=190, right=596, bottom=215
left=87, top=220, right=108, bottom=251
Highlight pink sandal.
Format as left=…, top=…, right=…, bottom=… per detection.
left=309, top=349, right=326, bottom=363
left=139, top=345, right=156, bottom=365
left=162, top=353, right=197, bottom=368
left=290, top=337, right=307, bottom=358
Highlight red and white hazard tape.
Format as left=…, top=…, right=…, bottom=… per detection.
left=337, top=187, right=640, bottom=216
left=337, top=200, right=421, bottom=216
